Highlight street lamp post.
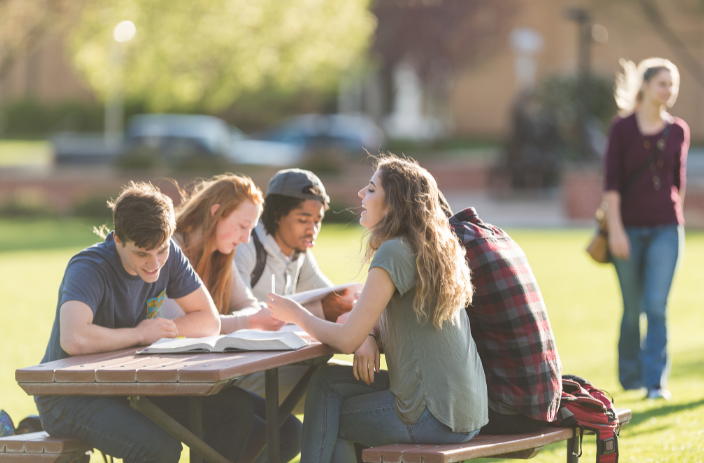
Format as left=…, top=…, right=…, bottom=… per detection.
left=564, top=7, right=592, bottom=160
left=105, top=20, right=136, bottom=149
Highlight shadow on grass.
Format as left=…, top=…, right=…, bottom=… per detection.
left=628, top=398, right=704, bottom=428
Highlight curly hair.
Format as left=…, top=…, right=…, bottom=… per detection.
left=176, top=174, right=263, bottom=314
left=364, top=155, right=473, bottom=329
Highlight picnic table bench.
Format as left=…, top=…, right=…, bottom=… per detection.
left=14, top=344, right=336, bottom=463
left=362, top=408, right=631, bottom=463
left=0, top=431, right=90, bottom=462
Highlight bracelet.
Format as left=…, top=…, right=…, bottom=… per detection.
left=368, top=333, right=377, bottom=341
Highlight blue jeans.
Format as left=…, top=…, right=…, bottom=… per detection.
left=611, top=224, right=682, bottom=390
left=38, top=387, right=254, bottom=463
left=248, top=392, right=302, bottom=463
left=300, top=366, right=479, bottom=463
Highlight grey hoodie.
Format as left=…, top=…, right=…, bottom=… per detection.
left=234, top=222, right=332, bottom=319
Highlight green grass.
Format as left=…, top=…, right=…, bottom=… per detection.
left=1, top=220, right=703, bottom=462
left=0, top=140, right=51, bottom=167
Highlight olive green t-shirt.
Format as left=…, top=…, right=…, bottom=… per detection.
left=370, top=238, right=488, bottom=433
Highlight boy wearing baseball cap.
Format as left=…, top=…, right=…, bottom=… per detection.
left=234, top=169, right=357, bottom=407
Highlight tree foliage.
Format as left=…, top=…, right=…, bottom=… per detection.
left=372, top=0, right=516, bottom=82
left=69, top=0, right=376, bottom=111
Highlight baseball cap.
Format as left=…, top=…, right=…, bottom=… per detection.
left=266, top=169, right=330, bottom=203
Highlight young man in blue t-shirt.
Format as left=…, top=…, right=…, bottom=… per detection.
left=36, top=182, right=254, bottom=463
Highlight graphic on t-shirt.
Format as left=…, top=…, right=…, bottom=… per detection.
left=146, top=289, right=166, bottom=319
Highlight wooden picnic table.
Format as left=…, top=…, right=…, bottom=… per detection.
left=15, top=342, right=336, bottom=463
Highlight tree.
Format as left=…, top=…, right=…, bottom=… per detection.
left=372, top=0, right=517, bottom=83
left=68, top=0, right=376, bottom=111
left=369, top=0, right=517, bottom=124
left=0, top=0, right=78, bottom=80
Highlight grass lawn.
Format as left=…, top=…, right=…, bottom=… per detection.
left=0, top=219, right=702, bottom=462
left=0, top=140, right=51, bottom=167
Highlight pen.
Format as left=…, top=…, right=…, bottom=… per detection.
left=271, top=274, right=276, bottom=295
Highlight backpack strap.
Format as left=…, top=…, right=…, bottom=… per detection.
left=595, top=428, right=618, bottom=463
left=250, top=230, right=267, bottom=288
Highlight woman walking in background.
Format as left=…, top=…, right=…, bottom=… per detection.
left=605, top=58, right=689, bottom=400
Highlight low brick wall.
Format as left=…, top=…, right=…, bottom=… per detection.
left=562, top=164, right=704, bottom=228
left=562, top=167, right=603, bottom=221
left=0, top=158, right=492, bottom=217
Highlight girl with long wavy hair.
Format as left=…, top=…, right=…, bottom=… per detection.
left=159, top=173, right=302, bottom=463
left=159, top=174, right=284, bottom=332
left=605, top=58, right=688, bottom=400
left=268, top=155, right=488, bottom=463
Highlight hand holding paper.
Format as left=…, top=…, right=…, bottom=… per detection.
left=321, top=283, right=363, bottom=321
left=267, top=293, right=307, bottom=324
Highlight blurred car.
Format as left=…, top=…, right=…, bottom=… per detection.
left=52, top=132, right=123, bottom=165
left=255, top=114, right=385, bottom=154
left=124, top=114, right=232, bottom=161
left=229, top=126, right=303, bottom=166
left=122, top=114, right=303, bottom=166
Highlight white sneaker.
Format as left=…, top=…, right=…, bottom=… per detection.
left=646, top=388, right=672, bottom=400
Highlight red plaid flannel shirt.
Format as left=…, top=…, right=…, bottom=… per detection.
left=450, top=208, right=561, bottom=422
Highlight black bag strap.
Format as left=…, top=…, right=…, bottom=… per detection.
left=250, top=229, right=267, bottom=287
left=251, top=229, right=307, bottom=291
left=621, top=122, right=672, bottom=197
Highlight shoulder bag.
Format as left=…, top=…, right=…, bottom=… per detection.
left=586, top=123, right=672, bottom=263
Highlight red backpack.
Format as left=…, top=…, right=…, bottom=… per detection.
left=552, top=374, right=620, bottom=463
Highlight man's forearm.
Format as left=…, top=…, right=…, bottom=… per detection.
left=174, top=310, right=220, bottom=337
left=61, top=324, right=143, bottom=355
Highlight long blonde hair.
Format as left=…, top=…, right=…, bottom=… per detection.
left=615, top=57, right=680, bottom=115
left=364, top=155, right=473, bottom=329
left=176, top=174, right=263, bottom=314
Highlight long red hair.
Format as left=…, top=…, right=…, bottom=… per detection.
left=176, top=174, right=263, bottom=314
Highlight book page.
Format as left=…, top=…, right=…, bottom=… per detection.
left=139, top=335, right=221, bottom=354
left=287, top=283, right=361, bottom=305
left=279, top=324, right=317, bottom=342
left=216, top=329, right=309, bottom=351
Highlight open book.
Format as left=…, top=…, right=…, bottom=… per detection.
left=287, top=283, right=361, bottom=306
left=137, top=329, right=309, bottom=354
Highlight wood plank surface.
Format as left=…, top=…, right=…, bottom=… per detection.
left=362, top=429, right=573, bottom=463
left=16, top=342, right=335, bottom=396
left=16, top=343, right=335, bottom=392
left=0, top=432, right=90, bottom=454
left=15, top=349, right=135, bottom=382
left=96, top=355, right=200, bottom=383
left=176, top=344, right=335, bottom=382
left=362, top=408, right=632, bottom=463
left=17, top=380, right=230, bottom=396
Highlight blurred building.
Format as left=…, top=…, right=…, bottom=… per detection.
left=0, top=29, right=94, bottom=105
left=1, top=0, right=703, bottom=140
left=449, top=0, right=704, bottom=140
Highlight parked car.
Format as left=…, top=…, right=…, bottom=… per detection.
left=52, top=114, right=302, bottom=166
left=52, top=133, right=123, bottom=165
left=229, top=126, right=303, bottom=166
left=256, top=114, right=385, bottom=154
left=124, top=114, right=231, bottom=161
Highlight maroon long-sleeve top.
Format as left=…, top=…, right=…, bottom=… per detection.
left=603, top=113, right=689, bottom=227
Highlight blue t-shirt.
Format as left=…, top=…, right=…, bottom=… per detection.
left=40, top=232, right=202, bottom=365
left=36, top=232, right=202, bottom=411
